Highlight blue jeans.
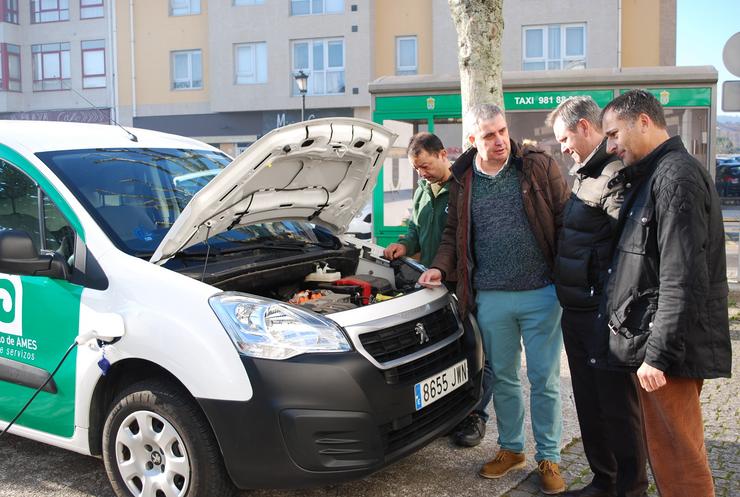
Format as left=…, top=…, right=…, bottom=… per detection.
left=475, top=284, right=563, bottom=462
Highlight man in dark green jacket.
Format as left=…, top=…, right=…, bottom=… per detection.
left=384, top=132, right=493, bottom=448
left=383, top=132, right=452, bottom=268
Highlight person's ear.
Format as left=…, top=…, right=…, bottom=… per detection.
left=638, top=113, right=651, bottom=133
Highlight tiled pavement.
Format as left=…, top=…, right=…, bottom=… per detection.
left=1, top=314, right=736, bottom=497
left=501, top=325, right=740, bottom=497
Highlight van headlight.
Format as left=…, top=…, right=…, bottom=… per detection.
left=209, top=292, right=351, bottom=360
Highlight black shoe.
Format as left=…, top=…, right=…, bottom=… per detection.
left=559, top=483, right=616, bottom=497
left=452, top=413, right=486, bottom=447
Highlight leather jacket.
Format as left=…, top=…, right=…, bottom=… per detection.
left=594, top=136, right=731, bottom=378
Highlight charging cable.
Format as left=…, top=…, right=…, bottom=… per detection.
left=0, top=338, right=79, bottom=439
left=0, top=312, right=124, bottom=439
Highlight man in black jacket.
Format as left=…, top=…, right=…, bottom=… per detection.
left=547, top=96, right=647, bottom=497
left=600, top=89, right=731, bottom=497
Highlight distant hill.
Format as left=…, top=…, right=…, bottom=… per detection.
left=718, top=115, right=740, bottom=124
left=718, top=118, right=740, bottom=153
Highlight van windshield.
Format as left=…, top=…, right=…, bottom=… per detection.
left=37, top=148, right=323, bottom=257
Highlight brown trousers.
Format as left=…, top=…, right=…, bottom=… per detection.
left=636, top=376, right=715, bottom=497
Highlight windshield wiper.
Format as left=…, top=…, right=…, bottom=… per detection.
left=212, top=233, right=336, bottom=249
left=218, top=240, right=309, bottom=252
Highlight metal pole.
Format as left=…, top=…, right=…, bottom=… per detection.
left=301, top=93, right=305, bottom=121
left=736, top=222, right=739, bottom=283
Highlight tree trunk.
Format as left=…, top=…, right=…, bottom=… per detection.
left=448, top=0, right=504, bottom=144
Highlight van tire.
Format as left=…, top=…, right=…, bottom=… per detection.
left=102, top=380, right=237, bottom=497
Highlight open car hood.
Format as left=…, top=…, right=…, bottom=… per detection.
left=150, top=118, right=397, bottom=264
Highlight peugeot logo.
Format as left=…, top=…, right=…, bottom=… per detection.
left=415, top=322, right=430, bottom=345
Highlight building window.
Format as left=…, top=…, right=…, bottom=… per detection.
left=171, top=50, right=202, bottom=90
left=396, top=36, right=417, bottom=75
left=32, top=42, right=71, bottom=91
left=80, top=0, right=103, bottom=19
left=234, top=142, right=253, bottom=155
left=235, top=42, right=267, bottom=84
left=82, top=40, right=105, bottom=88
left=170, top=0, right=199, bottom=16
left=291, top=0, right=343, bottom=16
left=234, top=0, right=264, bottom=5
left=522, top=23, right=586, bottom=71
left=1, top=0, right=19, bottom=23
left=0, top=43, right=21, bottom=91
left=31, top=0, right=70, bottom=23
left=292, top=38, right=344, bottom=95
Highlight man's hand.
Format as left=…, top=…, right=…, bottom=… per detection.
left=383, top=243, right=407, bottom=260
left=418, top=268, right=443, bottom=288
left=636, top=362, right=666, bottom=392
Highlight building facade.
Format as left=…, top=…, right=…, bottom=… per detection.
left=0, top=0, right=677, bottom=157
left=117, top=0, right=371, bottom=156
left=0, top=0, right=113, bottom=123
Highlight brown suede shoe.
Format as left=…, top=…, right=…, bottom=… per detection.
left=538, top=460, right=566, bottom=494
left=478, top=449, right=526, bottom=479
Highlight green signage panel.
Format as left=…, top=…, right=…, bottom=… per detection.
left=504, top=90, right=615, bottom=110
left=374, top=94, right=462, bottom=116
left=375, top=90, right=618, bottom=116
left=618, top=87, right=711, bottom=107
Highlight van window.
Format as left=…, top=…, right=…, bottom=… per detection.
left=0, top=159, right=75, bottom=257
left=37, top=148, right=228, bottom=255
left=37, top=148, right=322, bottom=257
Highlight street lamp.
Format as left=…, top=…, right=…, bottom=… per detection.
left=294, top=70, right=309, bottom=121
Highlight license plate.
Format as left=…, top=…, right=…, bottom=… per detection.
left=414, top=359, right=468, bottom=411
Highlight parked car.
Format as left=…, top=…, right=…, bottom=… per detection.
left=0, top=119, right=483, bottom=497
left=715, top=161, right=740, bottom=197
left=347, top=201, right=373, bottom=239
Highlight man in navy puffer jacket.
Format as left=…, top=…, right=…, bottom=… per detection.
left=547, top=96, right=647, bottom=497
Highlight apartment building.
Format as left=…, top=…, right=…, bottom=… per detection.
left=0, top=0, right=677, bottom=157
left=0, top=0, right=112, bottom=123
left=116, top=0, right=371, bottom=156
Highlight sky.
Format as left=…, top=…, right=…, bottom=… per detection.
left=676, top=0, right=740, bottom=117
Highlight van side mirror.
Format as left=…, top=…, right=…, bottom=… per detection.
left=0, top=230, right=70, bottom=280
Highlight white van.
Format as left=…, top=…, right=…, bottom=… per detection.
left=0, top=118, right=483, bottom=497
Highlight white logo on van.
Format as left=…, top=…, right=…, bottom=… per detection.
left=0, top=274, right=23, bottom=336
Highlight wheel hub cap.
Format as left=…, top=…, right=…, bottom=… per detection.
left=114, top=410, right=190, bottom=497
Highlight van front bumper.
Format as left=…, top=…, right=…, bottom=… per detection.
left=197, top=316, right=483, bottom=489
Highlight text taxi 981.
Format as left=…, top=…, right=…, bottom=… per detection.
left=0, top=118, right=483, bottom=497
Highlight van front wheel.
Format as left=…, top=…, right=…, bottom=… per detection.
left=102, top=380, right=236, bottom=497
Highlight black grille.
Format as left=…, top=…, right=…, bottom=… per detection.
left=358, top=306, right=459, bottom=364
left=384, top=340, right=463, bottom=385
left=381, top=385, right=476, bottom=454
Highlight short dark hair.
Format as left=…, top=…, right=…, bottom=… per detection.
left=545, top=95, right=602, bottom=131
left=601, top=89, right=667, bottom=128
left=407, top=132, right=445, bottom=157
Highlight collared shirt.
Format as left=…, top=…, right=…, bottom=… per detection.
left=475, top=154, right=510, bottom=178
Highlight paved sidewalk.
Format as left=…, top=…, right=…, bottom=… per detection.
left=1, top=321, right=736, bottom=497
left=503, top=323, right=740, bottom=497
